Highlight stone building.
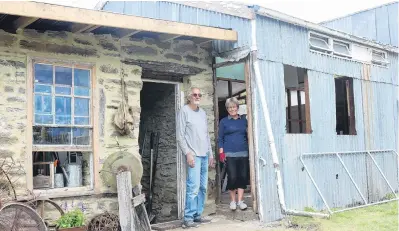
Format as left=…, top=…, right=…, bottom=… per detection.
left=0, top=1, right=236, bottom=224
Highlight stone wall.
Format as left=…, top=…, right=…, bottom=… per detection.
left=0, top=28, right=215, bottom=223
left=139, top=82, right=177, bottom=222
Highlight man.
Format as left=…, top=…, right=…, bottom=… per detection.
left=177, top=87, right=215, bottom=228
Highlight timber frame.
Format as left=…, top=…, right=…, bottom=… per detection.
left=0, top=2, right=237, bottom=42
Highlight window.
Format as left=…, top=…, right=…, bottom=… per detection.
left=31, top=61, right=94, bottom=191
left=284, top=65, right=312, bottom=134
left=334, top=77, right=356, bottom=135
left=371, top=50, right=389, bottom=67
left=33, top=63, right=91, bottom=145
left=333, top=40, right=351, bottom=58
left=309, top=32, right=332, bottom=54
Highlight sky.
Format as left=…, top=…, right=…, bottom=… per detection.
left=30, top=0, right=397, bottom=23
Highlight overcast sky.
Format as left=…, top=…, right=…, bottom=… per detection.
left=33, top=0, right=396, bottom=23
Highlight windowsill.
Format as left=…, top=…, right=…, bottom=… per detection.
left=27, top=186, right=94, bottom=200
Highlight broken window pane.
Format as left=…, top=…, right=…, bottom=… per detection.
left=74, top=98, right=89, bottom=117
left=73, top=128, right=90, bottom=145
left=35, top=84, right=52, bottom=94
left=55, top=66, right=72, bottom=86
left=55, top=86, right=71, bottom=95
left=34, top=64, right=53, bottom=84
left=74, top=69, right=90, bottom=87
left=33, top=126, right=71, bottom=145
left=55, top=96, right=72, bottom=124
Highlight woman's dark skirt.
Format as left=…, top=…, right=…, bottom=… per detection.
left=226, top=157, right=249, bottom=190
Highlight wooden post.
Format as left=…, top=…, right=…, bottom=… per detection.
left=117, top=171, right=135, bottom=231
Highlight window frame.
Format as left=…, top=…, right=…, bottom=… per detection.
left=284, top=66, right=312, bottom=134
left=371, top=49, right=389, bottom=67
left=309, top=31, right=333, bottom=54
left=334, top=76, right=357, bottom=136
left=26, top=57, right=98, bottom=194
left=332, top=39, right=352, bottom=58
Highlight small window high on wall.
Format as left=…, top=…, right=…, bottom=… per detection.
left=284, top=65, right=312, bottom=134
left=334, top=77, right=356, bottom=135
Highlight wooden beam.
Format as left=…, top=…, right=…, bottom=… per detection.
left=0, top=1, right=237, bottom=41
left=158, top=34, right=182, bottom=42
left=13, top=16, right=38, bottom=29
left=117, top=30, right=142, bottom=39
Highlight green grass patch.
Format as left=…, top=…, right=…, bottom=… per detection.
left=287, top=201, right=398, bottom=231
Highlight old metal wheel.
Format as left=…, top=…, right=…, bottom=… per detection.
left=27, top=199, right=64, bottom=228
left=0, top=202, right=47, bottom=231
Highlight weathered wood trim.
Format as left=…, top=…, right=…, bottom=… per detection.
left=13, top=16, right=38, bottom=29
left=212, top=57, right=221, bottom=204
left=304, top=72, right=312, bottom=133
left=26, top=56, right=34, bottom=191
left=245, top=59, right=258, bottom=213
left=0, top=1, right=238, bottom=41
left=117, top=171, right=135, bottom=231
left=91, top=65, right=100, bottom=192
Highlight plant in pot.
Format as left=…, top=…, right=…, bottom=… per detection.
left=56, top=209, right=86, bottom=231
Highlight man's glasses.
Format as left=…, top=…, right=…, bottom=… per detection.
left=192, top=93, right=202, bottom=98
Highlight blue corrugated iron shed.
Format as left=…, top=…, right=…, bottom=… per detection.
left=101, top=1, right=398, bottom=223
left=320, top=2, right=398, bottom=47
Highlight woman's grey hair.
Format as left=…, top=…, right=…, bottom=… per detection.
left=225, top=97, right=240, bottom=109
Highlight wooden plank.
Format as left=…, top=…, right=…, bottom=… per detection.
left=158, top=34, right=182, bottom=42
left=26, top=57, right=34, bottom=191
left=118, top=30, right=142, bottom=39
left=91, top=65, right=100, bottom=193
left=304, top=73, right=312, bottom=133
left=71, top=24, right=95, bottom=33
left=0, top=1, right=237, bottom=41
left=13, top=16, right=38, bottom=29
left=244, top=59, right=257, bottom=213
left=297, top=90, right=303, bottom=133
left=132, top=194, right=146, bottom=207
left=212, top=57, right=221, bottom=204
left=117, top=171, right=135, bottom=231
left=32, top=145, right=92, bottom=152
left=286, top=89, right=292, bottom=133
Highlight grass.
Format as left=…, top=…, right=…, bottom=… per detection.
left=285, top=201, right=398, bottom=231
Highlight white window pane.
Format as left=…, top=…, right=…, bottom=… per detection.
left=73, top=128, right=91, bottom=145
left=55, top=86, right=71, bottom=95
left=74, top=69, right=90, bottom=87
left=333, top=42, right=350, bottom=56
left=33, top=127, right=71, bottom=145
left=35, top=84, right=52, bottom=94
left=35, top=95, right=52, bottom=114
left=74, top=117, right=90, bottom=125
left=74, top=87, right=90, bottom=97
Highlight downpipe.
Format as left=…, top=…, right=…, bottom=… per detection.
left=250, top=18, right=329, bottom=219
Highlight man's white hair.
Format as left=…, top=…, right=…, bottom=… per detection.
left=186, top=87, right=200, bottom=104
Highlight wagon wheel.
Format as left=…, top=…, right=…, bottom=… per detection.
left=0, top=202, right=47, bottom=231
left=27, top=199, right=64, bottom=228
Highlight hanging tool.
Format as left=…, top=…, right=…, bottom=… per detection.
left=148, top=132, right=160, bottom=223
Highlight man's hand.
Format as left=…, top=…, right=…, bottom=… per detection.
left=209, top=156, right=215, bottom=168
left=187, top=153, right=195, bottom=168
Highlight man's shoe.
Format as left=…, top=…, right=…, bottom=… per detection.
left=194, top=217, right=211, bottom=224
left=230, top=201, right=237, bottom=210
left=237, top=201, right=248, bottom=210
left=182, top=221, right=199, bottom=229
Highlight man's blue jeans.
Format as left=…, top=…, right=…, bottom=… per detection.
left=184, top=155, right=208, bottom=222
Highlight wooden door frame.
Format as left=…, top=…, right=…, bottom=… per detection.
left=213, top=57, right=258, bottom=213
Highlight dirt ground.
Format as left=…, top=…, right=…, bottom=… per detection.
left=172, top=215, right=291, bottom=231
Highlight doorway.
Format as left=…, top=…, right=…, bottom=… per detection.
left=214, top=57, right=257, bottom=213
left=138, top=80, right=180, bottom=223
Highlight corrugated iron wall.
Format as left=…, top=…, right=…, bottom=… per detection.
left=320, top=2, right=398, bottom=47
left=102, top=1, right=252, bottom=53
left=254, top=14, right=398, bottom=221
left=102, top=1, right=398, bottom=223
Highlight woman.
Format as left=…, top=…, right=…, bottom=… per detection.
left=218, top=97, right=249, bottom=211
